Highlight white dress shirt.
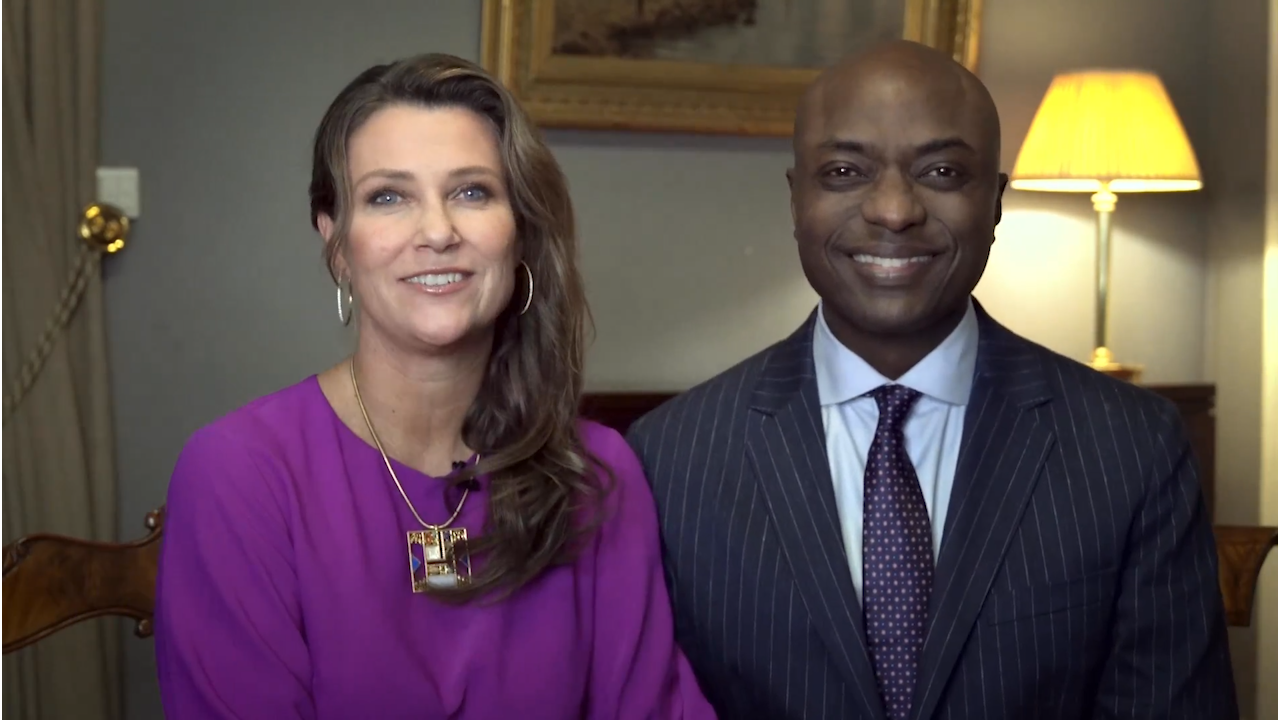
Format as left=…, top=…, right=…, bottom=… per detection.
left=812, top=299, right=979, bottom=602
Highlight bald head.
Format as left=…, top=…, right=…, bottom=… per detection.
left=785, top=39, right=1008, bottom=373
left=794, top=40, right=1001, bottom=167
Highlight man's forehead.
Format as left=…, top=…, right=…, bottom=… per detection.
left=814, top=71, right=962, bottom=127
left=803, top=90, right=982, bottom=146
left=793, top=44, right=1000, bottom=158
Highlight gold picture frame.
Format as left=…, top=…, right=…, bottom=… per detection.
left=481, top=0, right=984, bottom=137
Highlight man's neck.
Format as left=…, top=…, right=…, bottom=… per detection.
left=823, top=302, right=968, bottom=380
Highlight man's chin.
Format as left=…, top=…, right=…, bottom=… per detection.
left=827, top=297, right=941, bottom=338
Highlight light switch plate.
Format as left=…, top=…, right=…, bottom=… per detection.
left=96, top=166, right=140, bottom=219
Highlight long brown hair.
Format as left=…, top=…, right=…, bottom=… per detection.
left=308, top=53, right=609, bottom=602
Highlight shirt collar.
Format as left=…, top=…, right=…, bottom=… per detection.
left=812, top=298, right=979, bottom=407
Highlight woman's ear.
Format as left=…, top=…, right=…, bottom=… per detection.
left=317, top=213, right=335, bottom=242
left=318, top=213, right=349, bottom=280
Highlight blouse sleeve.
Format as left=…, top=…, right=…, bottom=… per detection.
left=585, top=427, right=718, bottom=720
left=154, top=424, right=315, bottom=719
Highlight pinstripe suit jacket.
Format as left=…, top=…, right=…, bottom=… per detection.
left=625, top=304, right=1237, bottom=720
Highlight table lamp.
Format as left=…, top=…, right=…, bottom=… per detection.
left=1009, top=70, right=1203, bottom=382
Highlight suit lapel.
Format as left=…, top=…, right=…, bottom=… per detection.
left=911, top=305, right=1057, bottom=720
left=745, top=314, right=887, bottom=720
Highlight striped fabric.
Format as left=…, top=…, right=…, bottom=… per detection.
left=625, top=302, right=1237, bottom=720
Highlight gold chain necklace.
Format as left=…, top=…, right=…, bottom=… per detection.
left=350, top=360, right=473, bottom=592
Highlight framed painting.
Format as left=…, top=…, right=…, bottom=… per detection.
left=480, top=0, right=983, bottom=137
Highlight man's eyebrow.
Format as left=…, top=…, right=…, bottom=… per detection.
left=815, top=137, right=975, bottom=156
left=818, top=138, right=872, bottom=154
left=914, top=137, right=975, bottom=155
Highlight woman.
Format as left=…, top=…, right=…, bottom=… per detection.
left=154, top=53, right=715, bottom=719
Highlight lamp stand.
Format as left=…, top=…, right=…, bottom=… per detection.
left=1089, top=187, right=1143, bottom=383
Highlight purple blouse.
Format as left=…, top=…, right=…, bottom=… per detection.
left=154, top=376, right=715, bottom=719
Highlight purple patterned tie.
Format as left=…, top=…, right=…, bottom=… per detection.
left=863, top=384, right=932, bottom=720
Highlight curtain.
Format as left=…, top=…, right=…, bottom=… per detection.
left=2, top=1, right=121, bottom=719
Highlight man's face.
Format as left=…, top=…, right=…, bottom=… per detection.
left=788, top=70, right=1008, bottom=340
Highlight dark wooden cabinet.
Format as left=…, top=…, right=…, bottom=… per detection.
left=582, top=383, right=1218, bottom=519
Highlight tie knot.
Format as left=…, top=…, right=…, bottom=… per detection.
left=869, top=384, right=922, bottom=428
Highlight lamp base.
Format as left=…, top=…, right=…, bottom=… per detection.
left=1089, top=346, right=1143, bottom=383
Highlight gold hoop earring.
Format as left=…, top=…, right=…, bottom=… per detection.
left=518, top=261, right=533, bottom=316
left=336, top=279, right=353, bottom=326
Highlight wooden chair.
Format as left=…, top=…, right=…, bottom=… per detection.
left=1214, top=525, right=1278, bottom=627
left=0, top=504, right=1274, bottom=655
left=3, top=507, right=165, bottom=654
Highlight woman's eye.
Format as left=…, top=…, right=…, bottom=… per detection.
left=369, top=190, right=401, bottom=205
left=458, top=185, right=490, bottom=202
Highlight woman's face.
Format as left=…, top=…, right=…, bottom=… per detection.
left=322, top=104, right=519, bottom=354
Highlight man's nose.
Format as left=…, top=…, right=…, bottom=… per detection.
left=860, top=171, right=927, bottom=232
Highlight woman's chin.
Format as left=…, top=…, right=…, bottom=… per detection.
left=408, top=323, right=492, bottom=355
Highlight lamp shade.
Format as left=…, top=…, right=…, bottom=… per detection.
left=1009, top=70, right=1202, bottom=193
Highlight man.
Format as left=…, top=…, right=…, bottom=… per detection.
left=625, top=40, right=1236, bottom=720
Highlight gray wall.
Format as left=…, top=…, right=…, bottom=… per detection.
left=100, top=0, right=1258, bottom=717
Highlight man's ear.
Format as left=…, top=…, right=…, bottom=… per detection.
left=786, top=168, right=798, bottom=230
left=994, top=172, right=1009, bottom=226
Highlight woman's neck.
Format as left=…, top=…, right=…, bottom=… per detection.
left=327, top=329, right=492, bottom=477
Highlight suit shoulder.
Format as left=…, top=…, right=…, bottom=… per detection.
left=1026, top=341, right=1181, bottom=423
left=626, top=339, right=780, bottom=441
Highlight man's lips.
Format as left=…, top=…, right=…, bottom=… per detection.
left=841, top=248, right=944, bottom=285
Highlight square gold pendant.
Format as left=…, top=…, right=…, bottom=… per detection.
left=407, top=528, right=471, bottom=592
